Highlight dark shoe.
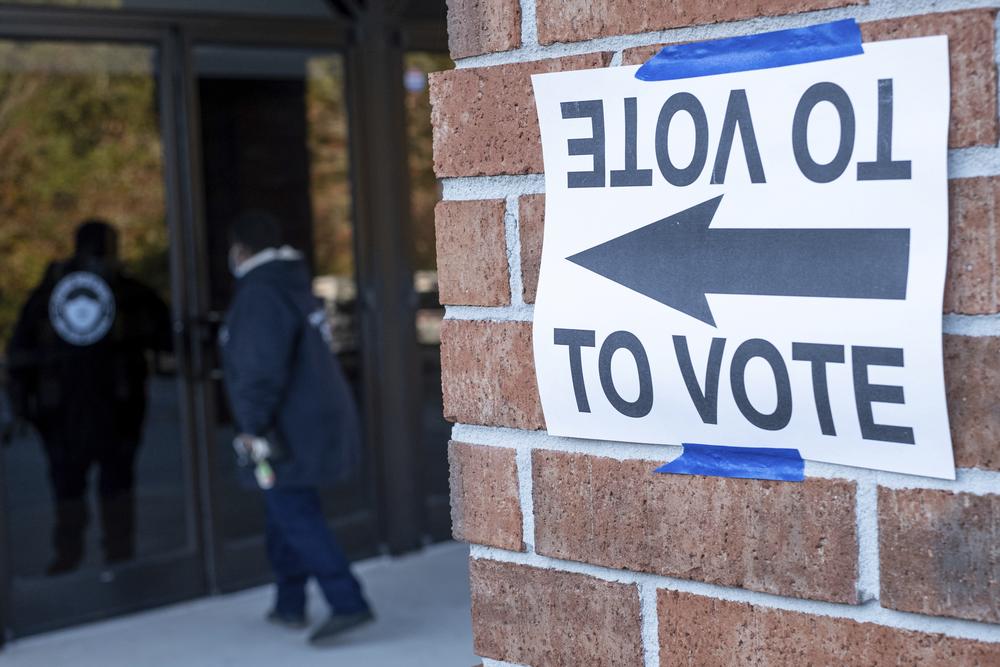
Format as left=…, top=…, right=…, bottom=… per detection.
left=267, top=609, right=309, bottom=630
left=308, top=609, right=374, bottom=646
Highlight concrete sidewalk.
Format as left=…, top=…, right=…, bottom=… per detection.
left=1, top=542, right=478, bottom=667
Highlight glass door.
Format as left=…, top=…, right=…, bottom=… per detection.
left=0, top=38, right=204, bottom=636
left=188, top=44, right=380, bottom=591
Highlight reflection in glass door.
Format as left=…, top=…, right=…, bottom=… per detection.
left=192, top=45, right=379, bottom=590
left=0, top=39, right=202, bottom=635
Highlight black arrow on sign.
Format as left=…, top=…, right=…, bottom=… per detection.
left=567, top=195, right=910, bottom=327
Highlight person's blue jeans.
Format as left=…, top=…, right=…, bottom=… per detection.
left=264, top=487, right=368, bottom=617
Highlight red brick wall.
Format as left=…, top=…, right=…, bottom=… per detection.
left=433, top=2, right=1000, bottom=665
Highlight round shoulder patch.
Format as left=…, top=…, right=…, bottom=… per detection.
left=48, top=271, right=116, bottom=346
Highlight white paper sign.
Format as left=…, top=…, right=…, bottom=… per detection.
left=531, top=36, right=954, bottom=479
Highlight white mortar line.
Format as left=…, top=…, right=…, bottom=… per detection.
left=944, top=313, right=1000, bottom=335
left=504, top=195, right=527, bottom=307
left=445, top=310, right=1000, bottom=331
left=515, top=445, right=536, bottom=553
left=452, top=423, right=684, bottom=463
left=440, top=147, right=1000, bottom=205
left=639, top=582, right=662, bottom=667
left=455, top=0, right=1000, bottom=69
left=482, top=659, right=530, bottom=667
left=519, top=0, right=538, bottom=48
left=443, top=304, right=534, bottom=321
left=855, top=470, right=881, bottom=602
left=878, top=467, right=1000, bottom=492
left=454, top=424, right=1000, bottom=493
left=469, top=545, right=1000, bottom=644
left=808, top=460, right=1000, bottom=494
left=442, top=174, right=545, bottom=201
left=949, top=147, right=1000, bottom=178
left=444, top=306, right=1000, bottom=334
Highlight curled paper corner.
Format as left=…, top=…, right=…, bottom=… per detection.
left=635, top=19, right=864, bottom=82
left=655, top=443, right=805, bottom=482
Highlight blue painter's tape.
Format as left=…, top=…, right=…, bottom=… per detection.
left=635, top=19, right=863, bottom=82
left=655, top=443, right=804, bottom=482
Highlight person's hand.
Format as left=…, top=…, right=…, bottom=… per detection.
left=232, top=433, right=257, bottom=466
left=235, top=433, right=276, bottom=462
left=235, top=433, right=256, bottom=454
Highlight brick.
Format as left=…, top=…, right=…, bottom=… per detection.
left=470, top=559, right=643, bottom=667
left=518, top=193, right=544, bottom=303
left=532, top=450, right=858, bottom=603
left=621, top=44, right=665, bottom=66
left=435, top=200, right=511, bottom=306
left=879, top=487, right=1000, bottom=624
left=946, top=177, right=1000, bottom=314
left=446, top=0, right=521, bottom=59
left=624, top=10, right=998, bottom=149
left=659, top=590, right=1000, bottom=666
left=944, top=335, right=1000, bottom=471
left=449, top=441, right=524, bottom=551
left=861, top=9, right=998, bottom=148
left=440, top=319, right=544, bottom=429
left=536, top=0, right=862, bottom=45
left=430, top=53, right=613, bottom=177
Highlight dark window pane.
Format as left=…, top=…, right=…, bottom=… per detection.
left=0, top=40, right=195, bottom=634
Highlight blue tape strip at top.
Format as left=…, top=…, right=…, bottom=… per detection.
left=654, top=443, right=805, bottom=482
left=635, top=19, right=863, bottom=82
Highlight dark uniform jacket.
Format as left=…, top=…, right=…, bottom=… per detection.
left=220, top=253, right=361, bottom=489
left=6, top=257, right=170, bottom=458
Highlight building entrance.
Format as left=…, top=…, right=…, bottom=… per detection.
left=191, top=44, right=380, bottom=593
left=0, top=0, right=449, bottom=640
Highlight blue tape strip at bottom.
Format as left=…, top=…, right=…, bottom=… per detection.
left=635, top=19, right=863, bottom=82
left=655, top=443, right=804, bottom=482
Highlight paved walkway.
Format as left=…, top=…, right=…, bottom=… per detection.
left=1, top=542, right=478, bottom=667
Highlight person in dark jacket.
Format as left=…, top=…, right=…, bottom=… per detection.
left=220, top=210, right=371, bottom=646
left=6, top=220, right=171, bottom=574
